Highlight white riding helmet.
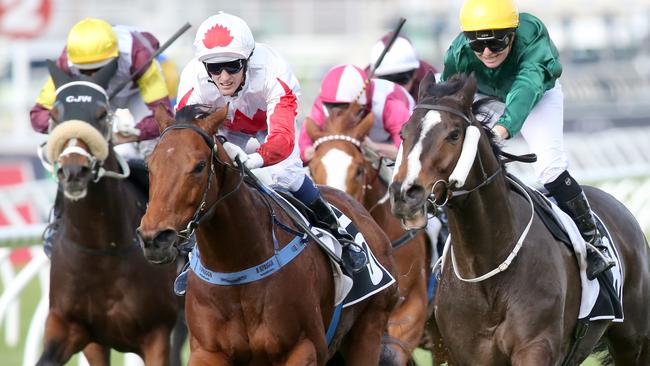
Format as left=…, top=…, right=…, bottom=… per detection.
left=370, top=36, right=420, bottom=76
left=194, top=12, right=255, bottom=63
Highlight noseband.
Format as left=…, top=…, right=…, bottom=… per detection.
left=412, top=103, right=502, bottom=210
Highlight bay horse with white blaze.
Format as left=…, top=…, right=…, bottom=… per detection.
left=389, top=72, right=650, bottom=365
left=37, top=61, right=181, bottom=366
left=305, top=103, right=444, bottom=365
left=137, top=104, right=399, bottom=365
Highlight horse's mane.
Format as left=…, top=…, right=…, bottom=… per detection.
left=422, top=74, right=505, bottom=166
left=175, top=104, right=216, bottom=123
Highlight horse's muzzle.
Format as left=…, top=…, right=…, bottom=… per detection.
left=136, top=228, right=179, bottom=264
left=389, top=181, right=428, bottom=230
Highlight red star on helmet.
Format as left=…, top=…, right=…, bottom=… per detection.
left=203, top=24, right=234, bottom=48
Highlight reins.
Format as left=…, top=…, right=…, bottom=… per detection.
left=159, top=124, right=245, bottom=246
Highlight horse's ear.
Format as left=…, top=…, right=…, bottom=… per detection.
left=154, top=104, right=174, bottom=133
left=46, top=60, right=71, bottom=89
left=351, top=111, right=373, bottom=139
left=418, top=71, right=437, bottom=101
left=92, top=58, right=118, bottom=90
left=305, top=117, right=325, bottom=142
left=198, top=103, right=228, bottom=136
left=460, top=73, right=478, bottom=110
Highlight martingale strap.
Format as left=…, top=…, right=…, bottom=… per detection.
left=189, top=233, right=308, bottom=286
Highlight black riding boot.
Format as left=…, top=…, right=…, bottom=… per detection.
left=545, top=171, right=615, bottom=280
left=308, top=194, right=367, bottom=273
left=556, top=192, right=615, bottom=280
left=42, top=190, right=63, bottom=258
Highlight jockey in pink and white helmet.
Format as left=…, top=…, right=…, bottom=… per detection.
left=175, top=12, right=368, bottom=272
left=299, top=64, right=414, bottom=162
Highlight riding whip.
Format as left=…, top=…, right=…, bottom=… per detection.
left=109, top=22, right=192, bottom=100
left=354, top=17, right=407, bottom=103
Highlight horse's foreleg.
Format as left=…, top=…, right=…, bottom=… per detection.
left=283, top=338, right=319, bottom=366
left=82, top=343, right=110, bottom=366
left=142, top=326, right=173, bottom=366
left=384, top=281, right=428, bottom=365
left=37, top=312, right=90, bottom=365
left=342, top=306, right=392, bottom=366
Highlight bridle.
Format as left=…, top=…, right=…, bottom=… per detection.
left=412, top=103, right=502, bottom=211
left=158, top=124, right=245, bottom=248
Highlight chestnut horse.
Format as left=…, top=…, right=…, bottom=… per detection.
left=389, top=72, right=650, bottom=365
left=137, top=104, right=398, bottom=365
left=305, top=104, right=444, bottom=365
left=37, top=61, right=181, bottom=366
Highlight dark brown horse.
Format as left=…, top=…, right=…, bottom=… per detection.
left=389, top=72, right=650, bottom=365
left=137, top=104, right=399, bottom=365
left=305, top=103, right=440, bottom=365
left=37, top=62, right=180, bottom=366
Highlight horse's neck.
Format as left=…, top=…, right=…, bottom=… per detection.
left=447, top=145, right=522, bottom=277
left=196, top=172, right=278, bottom=272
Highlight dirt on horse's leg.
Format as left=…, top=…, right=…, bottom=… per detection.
left=141, top=327, right=172, bottom=366
left=284, top=338, right=319, bottom=366
left=426, top=317, right=451, bottom=366
left=82, top=343, right=110, bottom=366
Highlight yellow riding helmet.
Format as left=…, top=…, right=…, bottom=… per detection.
left=460, top=0, right=519, bottom=32
left=67, top=18, right=119, bottom=69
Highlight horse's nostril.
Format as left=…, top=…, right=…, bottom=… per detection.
left=405, top=185, right=425, bottom=202
left=154, top=229, right=178, bottom=248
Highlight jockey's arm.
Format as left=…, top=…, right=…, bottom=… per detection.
left=131, top=35, right=172, bottom=141
left=30, top=50, right=70, bottom=134
left=256, top=78, right=299, bottom=167
left=363, top=137, right=399, bottom=160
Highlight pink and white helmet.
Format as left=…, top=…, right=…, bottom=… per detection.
left=319, top=64, right=368, bottom=105
left=193, top=12, right=255, bottom=63
left=370, top=36, right=419, bottom=76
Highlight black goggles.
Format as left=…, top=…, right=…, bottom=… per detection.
left=466, top=32, right=513, bottom=53
left=205, top=59, right=245, bottom=75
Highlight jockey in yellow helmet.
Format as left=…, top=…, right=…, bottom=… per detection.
left=31, top=18, right=172, bottom=154
left=443, top=0, right=614, bottom=279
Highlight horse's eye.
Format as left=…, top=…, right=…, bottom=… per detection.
left=192, top=161, right=206, bottom=174
left=447, top=129, right=461, bottom=141
left=355, top=166, right=364, bottom=178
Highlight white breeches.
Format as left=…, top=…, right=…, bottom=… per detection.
left=476, top=81, right=568, bottom=184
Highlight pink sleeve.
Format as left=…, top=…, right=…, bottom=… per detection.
left=298, top=97, right=326, bottom=162
left=382, top=88, right=411, bottom=147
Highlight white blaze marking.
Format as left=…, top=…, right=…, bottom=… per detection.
left=403, top=111, right=441, bottom=191
left=321, top=148, right=352, bottom=192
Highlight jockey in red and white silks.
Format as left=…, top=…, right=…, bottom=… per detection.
left=299, top=64, right=414, bottom=162
left=175, top=12, right=368, bottom=273
left=176, top=17, right=303, bottom=191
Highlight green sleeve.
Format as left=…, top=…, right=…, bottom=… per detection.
left=496, top=65, right=546, bottom=137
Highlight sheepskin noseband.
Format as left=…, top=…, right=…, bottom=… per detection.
left=47, top=120, right=109, bottom=163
